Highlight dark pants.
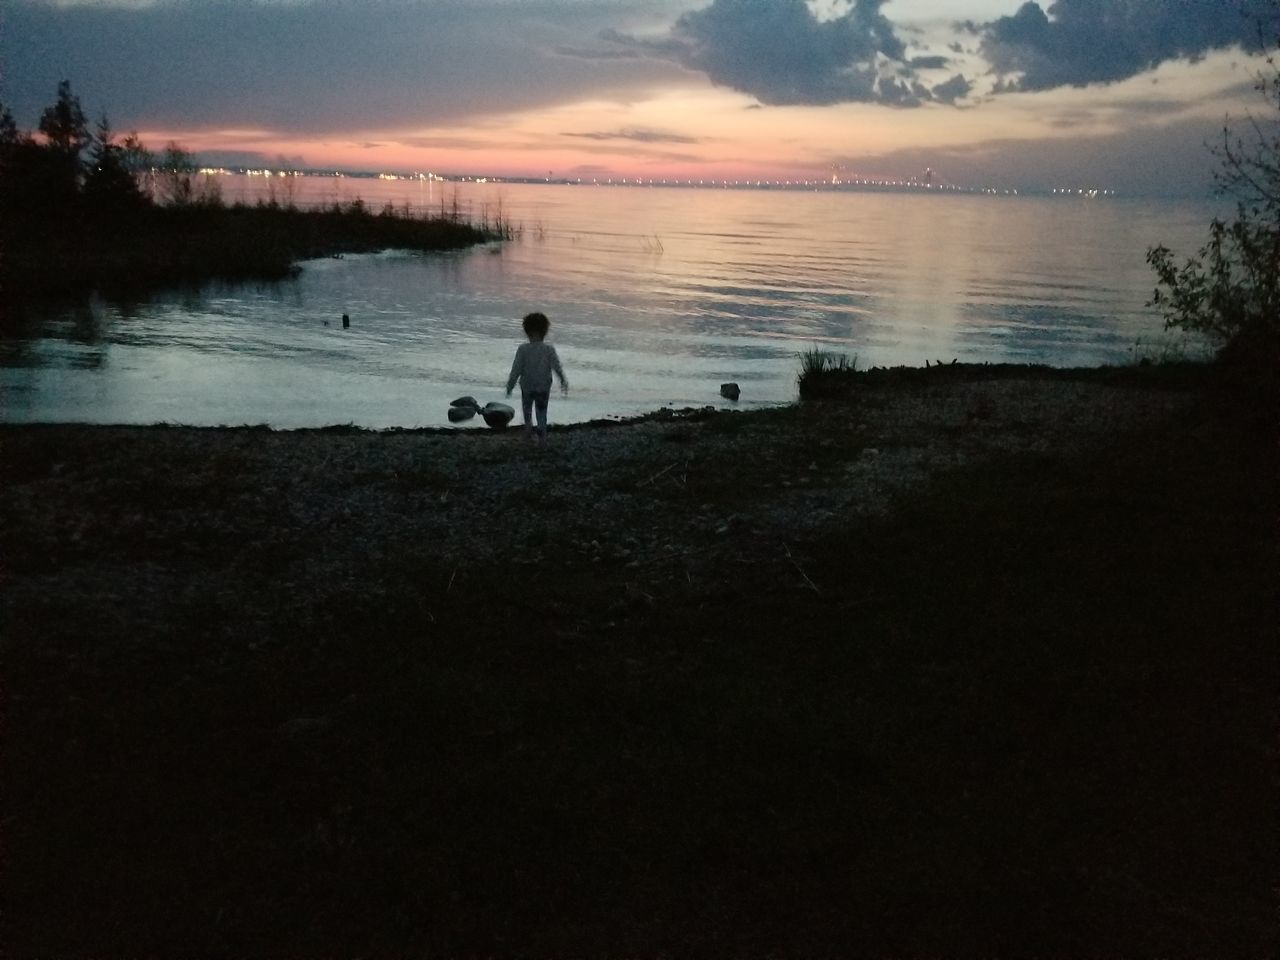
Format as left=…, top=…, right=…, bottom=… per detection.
left=521, top=389, right=550, bottom=435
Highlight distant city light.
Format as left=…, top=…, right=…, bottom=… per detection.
left=189, top=162, right=1116, bottom=198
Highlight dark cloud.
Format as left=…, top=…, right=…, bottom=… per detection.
left=0, top=0, right=988, bottom=140
left=931, top=74, right=973, bottom=105
left=608, top=0, right=965, bottom=107
left=910, top=55, right=951, bottom=70
left=0, top=0, right=685, bottom=134
left=981, top=0, right=1271, bottom=92
left=1045, top=97, right=1192, bottom=128
left=554, top=45, right=649, bottom=61
left=563, top=127, right=701, bottom=143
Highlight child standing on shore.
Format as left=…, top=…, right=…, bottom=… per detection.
left=506, top=311, right=568, bottom=440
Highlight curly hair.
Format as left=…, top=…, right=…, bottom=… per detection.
left=522, top=311, right=550, bottom=338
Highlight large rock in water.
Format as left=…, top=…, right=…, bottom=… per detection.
left=720, top=382, right=741, bottom=401
left=482, top=402, right=515, bottom=429
left=450, top=396, right=481, bottom=411
left=447, top=405, right=476, bottom=423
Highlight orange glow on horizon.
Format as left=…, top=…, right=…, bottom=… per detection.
left=134, top=49, right=1254, bottom=187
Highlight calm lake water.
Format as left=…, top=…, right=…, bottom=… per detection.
left=0, top=177, right=1215, bottom=428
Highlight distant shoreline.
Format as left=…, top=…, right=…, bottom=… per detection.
left=193, top=165, right=1139, bottom=199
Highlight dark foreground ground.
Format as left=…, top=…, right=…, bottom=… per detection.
left=1, top=367, right=1275, bottom=957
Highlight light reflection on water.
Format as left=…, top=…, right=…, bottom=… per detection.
left=0, top=179, right=1216, bottom=427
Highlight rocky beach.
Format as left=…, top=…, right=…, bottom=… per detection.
left=2, top=368, right=1274, bottom=956
left=0, top=374, right=1201, bottom=592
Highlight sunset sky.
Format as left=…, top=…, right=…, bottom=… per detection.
left=2, top=1, right=1274, bottom=194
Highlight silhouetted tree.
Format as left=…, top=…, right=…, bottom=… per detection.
left=1147, top=4, right=1280, bottom=369
left=118, top=132, right=154, bottom=196
left=25, top=81, right=91, bottom=211
left=155, top=141, right=222, bottom=208
left=83, top=114, right=147, bottom=215
left=38, top=81, right=89, bottom=155
left=157, top=141, right=197, bottom=206
left=0, top=102, right=21, bottom=148
left=0, top=100, right=26, bottom=198
left=2, top=92, right=70, bottom=217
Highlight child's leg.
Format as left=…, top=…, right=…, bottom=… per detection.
left=534, top=392, right=550, bottom=438
left=520, top=389, right=535, bottom=437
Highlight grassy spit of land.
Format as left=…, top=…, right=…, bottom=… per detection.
left=1, top=202, right=503, bottom=308
left=1, top=364, right=1275, bottom=956
left=1, top=83, right=507, bottom=315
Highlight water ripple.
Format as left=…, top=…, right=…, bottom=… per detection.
left=1, top=183, right=1217, bottom=427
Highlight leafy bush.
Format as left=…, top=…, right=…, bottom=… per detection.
left=1147, top=7, right=1280, bottom=370
left=1147, top=214, right=1280, bottom=366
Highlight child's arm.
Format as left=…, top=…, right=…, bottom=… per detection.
left=550, top=346, right=568, bottom=394
left=505, top=348, right=523, bottom=396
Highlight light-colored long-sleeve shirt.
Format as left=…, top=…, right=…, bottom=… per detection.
left=506, top=341, right=567, bottom=394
